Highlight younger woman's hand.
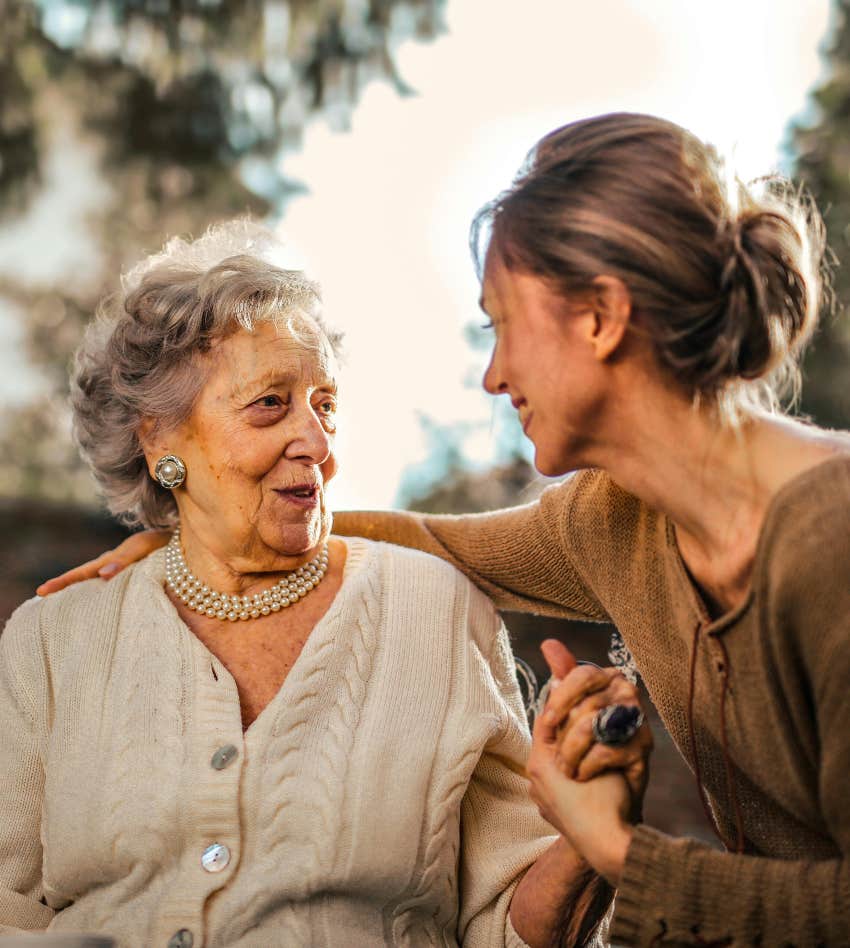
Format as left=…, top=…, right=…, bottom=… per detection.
left=36, top=529, right=171, bottom=596
left=526, top=640, right=636, bottom=885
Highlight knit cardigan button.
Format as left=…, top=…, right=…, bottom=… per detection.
left=201, top=842, right=231, bottom=872
left=211, top=744, right=239, bottom=770
left=167, top=929, right=193, bottom=947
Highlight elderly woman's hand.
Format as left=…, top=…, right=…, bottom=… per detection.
left=36, top=530, right=171, bottom=595
left=541, top=640, right=652, bottom=817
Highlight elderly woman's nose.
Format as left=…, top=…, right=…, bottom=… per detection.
left=284, top=406, right=333, bottom=461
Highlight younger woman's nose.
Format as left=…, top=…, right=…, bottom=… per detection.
left=483, top=352, right=508, bottom=396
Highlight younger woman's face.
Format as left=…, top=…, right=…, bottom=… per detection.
left=480, top=251, right=607, bottom=476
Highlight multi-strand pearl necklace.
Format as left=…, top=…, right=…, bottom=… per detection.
left=164, top=528, right=329, bottom=622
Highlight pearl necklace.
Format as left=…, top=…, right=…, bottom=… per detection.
left=164, top=528, right=329, bottom=621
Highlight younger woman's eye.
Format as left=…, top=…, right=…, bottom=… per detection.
left=480, top=319, right=494, bottom=330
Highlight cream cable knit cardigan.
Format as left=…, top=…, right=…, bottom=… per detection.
left=0, top=538, right=558, bottom=947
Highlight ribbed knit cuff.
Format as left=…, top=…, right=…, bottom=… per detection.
left=610, top=824, right=682, bottom=945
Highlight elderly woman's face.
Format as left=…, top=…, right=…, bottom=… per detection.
left=153, top=318, right=338, bottom=562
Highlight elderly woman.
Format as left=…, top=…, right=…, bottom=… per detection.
left=0, top=223, right=622, bottom=947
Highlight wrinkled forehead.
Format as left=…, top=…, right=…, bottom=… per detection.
left=271, top=310, right=335, bottom=361
left=203, top=316, right=339, bottom=398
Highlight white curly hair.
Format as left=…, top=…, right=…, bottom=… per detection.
left=72, top=219, right=342, bottom=529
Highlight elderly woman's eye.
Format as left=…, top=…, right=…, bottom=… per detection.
left=255, top=394, right=283, bottom=408
left=318, top=399, right=336, bottom=414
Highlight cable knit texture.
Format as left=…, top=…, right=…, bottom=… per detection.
left=0, top=537, right=557, bottom=947
left=335, top=456, right=850, bottom=947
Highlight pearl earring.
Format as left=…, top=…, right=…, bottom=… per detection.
left=154, top=454, right=187, bottom=489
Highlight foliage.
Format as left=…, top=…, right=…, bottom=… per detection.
left=792, top=0, right=850, bottom=428
left=0, top=0, right=445, bottom=504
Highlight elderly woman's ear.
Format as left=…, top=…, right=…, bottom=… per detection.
left=136, top=419, right=188, bottom=493
left=137, top=417, right=158, bottom=472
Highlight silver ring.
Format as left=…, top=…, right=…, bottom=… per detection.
left=591, top=704, right=645, bottom=746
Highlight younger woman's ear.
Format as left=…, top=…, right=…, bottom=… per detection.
left=589, top=275, right=633, bottom=361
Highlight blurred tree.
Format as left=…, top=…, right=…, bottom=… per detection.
left=793, top=0, right=850, bottom=428
left=0, top=0, right=445, bottom=504
left=400, top=446, right=539, bottom=514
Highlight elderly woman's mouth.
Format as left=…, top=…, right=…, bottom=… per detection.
left=273, top=485, right=320, bottom=507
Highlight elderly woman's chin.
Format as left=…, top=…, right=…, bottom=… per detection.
left=260, top=492, right=332, bottom=556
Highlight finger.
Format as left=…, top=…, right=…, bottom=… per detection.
left=555, top=712, right=595, bottom=776
left=36, top=529, right=171, bottom=595
left=565, top=679, right=640, bottom=726
left=557, top=697, right=647, bottom=775
left=574, top=723, right=653, bottom=791
left=532, top=700, right=560, bottom=747
left=574, top=742, right=645, bottom=782
left=540, top=639, right=578, bottom=680
left=37, top=553, right=121, bottom=596
left=551, top=674, right=642, bottom=771
left=543, top=664, right=623, bottom=726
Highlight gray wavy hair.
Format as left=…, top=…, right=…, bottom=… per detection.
left=71, top=219, right=342, bottom=529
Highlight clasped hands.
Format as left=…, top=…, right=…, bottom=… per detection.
left=526, top=639, right=653, bottom=887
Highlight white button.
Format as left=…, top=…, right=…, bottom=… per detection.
left=201, top=842, right=230, bottom=872
left=211, top=744, right=239, bottom=770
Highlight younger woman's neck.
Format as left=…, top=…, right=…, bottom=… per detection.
left=594, top=395, right=843, bottom=564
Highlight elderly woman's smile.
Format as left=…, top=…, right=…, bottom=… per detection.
left=141, top=318, right=339, bottom=594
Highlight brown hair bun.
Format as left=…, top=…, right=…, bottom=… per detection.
left=473, top=113, right=826, bottom=415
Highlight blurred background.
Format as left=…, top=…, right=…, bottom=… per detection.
left=3, top=0, right=850, bottom=841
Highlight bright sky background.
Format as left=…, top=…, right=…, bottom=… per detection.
left=278, top=0, right=835, bottom=509
left=0, top=0, right=835, bottom=510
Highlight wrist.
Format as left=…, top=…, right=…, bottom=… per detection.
left=586, top=821, right=633, bottom=886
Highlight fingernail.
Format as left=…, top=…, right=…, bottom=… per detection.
left=543, top=710, right=557, bottom=724
left=98, top=563, right=121, bottom=578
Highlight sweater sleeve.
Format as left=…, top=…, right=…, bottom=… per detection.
left=0, top=599, right=54, bottom=932
left=456, top=606, right=554, bottom=948
left=333, top=475, right=609, bottom=622
left=457, top=594, right=609, bottom=947
left=610, top=490, right=850, bottom=948
left=612, top=824, right=850, bottom=946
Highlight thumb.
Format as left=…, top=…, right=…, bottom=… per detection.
left=540, top=639, right=577, bottom=680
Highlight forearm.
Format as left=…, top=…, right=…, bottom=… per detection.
left=333, top=501, right=607, bottom=622
left=510, top=837, right=613, bottom=948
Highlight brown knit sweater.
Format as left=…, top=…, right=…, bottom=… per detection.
left=333, top=455, right=850, bottom=947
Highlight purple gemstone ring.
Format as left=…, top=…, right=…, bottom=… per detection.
left=591, top=704, right=645, bottom=746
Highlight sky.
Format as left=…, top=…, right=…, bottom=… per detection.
left=276, top=0, right=834, bottom=509
left=0, top=0, right=835, bottom=510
